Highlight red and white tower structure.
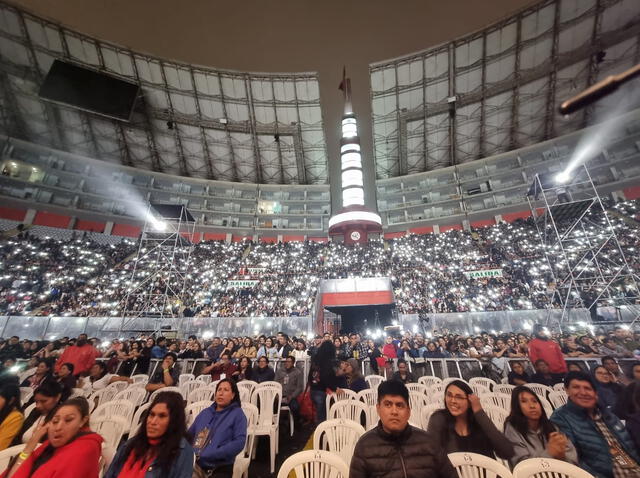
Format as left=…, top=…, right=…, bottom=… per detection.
left=328, top=70, right=382, bottom=244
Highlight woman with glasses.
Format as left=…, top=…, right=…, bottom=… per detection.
left=427, top=380, right=514, bottom=460
left=252, top=356, right=275, bottom=384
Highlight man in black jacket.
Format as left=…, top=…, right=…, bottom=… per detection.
left=350, top=380, right=456, bottom=478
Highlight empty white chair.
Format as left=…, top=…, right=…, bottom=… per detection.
left=494, top=384, right=516, bottom=395
left=448, top=451, right=514, bottom=478
left=409, top=392, right=429, bottom=427
left=548, top=390, right=568, bottom=409
left=524, top=383, right=553, bottom=400
left=313, top=418, right=366, bottom=467
left=419, top=376, right=443, bottom=389
left=365, top=375, right=385, bottom=390
left=236, top=380, right=258, bottom=401
left=470, top=377, right=495, bottom=395
left=512, top=457, right=595, bottom=478
left=483, top=404, right=510, bottom=430
left=179, top=380, right=205, bottom=402
left=325, top=388, right=358, bottom=419
left=329, top=400, right=369, bottom=429
left=186, top=400, right=213, bottom=427
left=113, top=387, right=147, bottom=408
left=357, top=388, right=378, bottom=407
left=92, top=400, right=136, bottom=425
left=178, top=373, right=195, bottom=387
left=250, top=382, right=282, bottom=473
left=234, top=403, right=259, bottom=478
left=425, top=384, right=445, bottom=406
left=90, top=416, right=129, bottom=450
left=406, top=383, right=427, bottom=395
left=420, top=403, right=442, bottom=430
left=130, top=374, right=149, bottom=385
left=130, top=402, right=151, bottom=436
left=19, top=387, right=33, bottom=405
left=189, top=387, right=214, bottom=405
left=480, top=392, right=511, bottom=412
left=276, top=449, right=349, bottom=478
left=88, top=387, right=119, bottom=412
left=149, top=386, right=183, bottom=403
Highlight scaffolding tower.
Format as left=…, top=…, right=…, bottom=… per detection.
left=119, top=203, right=197, bottom=336
left=527, top=165, right=640, bottom=326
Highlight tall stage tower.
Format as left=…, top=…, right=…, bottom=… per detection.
left=328, top=70, right=382, bottom=244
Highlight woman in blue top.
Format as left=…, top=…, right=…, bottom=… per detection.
left=104, top=391, right=194, bottom=478
left=189, top=378, right=247, bottom=478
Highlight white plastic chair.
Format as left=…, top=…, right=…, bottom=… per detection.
left=494, top=384, right=516, bottom=395
left=19, top=387, right=33, bottom=404
left=469, top=377, right=496, bottom=393
left=178, top=373, right=195, bottom=387
left=276, top=449, right=349, bottom=478
left=553, top=382, right=566, bottom=392
left=325, top=388, right=358, bottom=419
left=409, top=391, right=429, bottom=427
left=365, top=404, right=379, bottom=430
left=130, top=402, right=151, bottom=436
left=70, top=387, right=88, bottom=398
left=105, top=381, right=129, bottom=394
left=443, top=377, right=470, bottom=389
left=0, top=444, right=26, bottom=472
left=357, top=388, right=378, bottom=407
left=512, top=457, right=595, bottom=478
left=236, top=380, right=258, bottom=401
left=186, top=400, right=213, bottom=427
left=483, top=403, right=510, bottom=430
left=448, top=451, right=514, bottom=478
left=89, top=387, right=119, bottom=412
left=313, top=418, right=366, bottom=467
left=420, top=403, right=442, bottom=430
left=149, top=386, right=183, bottom=403
left=329, top=400, right=369, bottom=429
left=195, top=374, right=212, bottom=384
left=113, top=387, right=147, bottom=408
left=406, top=383, right=427, bottom=395
left=425, top=384, right=445, bottom=406
left=365, top=375, right=385, bottom=390
left=524, top=383, right=553, bottom=400
left=189, top=387, right=214, bottom=404
left=480, top=392, right=511, bottom=412
left=131, top=374, right=149, bottom=385
left=233, top=403, right=259, bottom=478
left=90, top=416, right=129, bottom=450
left=179, top=380, right=205, bottom=402
left=418, top=376, right=443, bottom=388
left=92, top=400, right=136, bottom=427
left=548, top=390, right=568, bottom=409
left=250, top=381, right=282, bottom=473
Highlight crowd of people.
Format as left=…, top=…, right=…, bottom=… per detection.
left=1, top=199, right=638, bottom=319
left=0, top=326, right=635, bottom=477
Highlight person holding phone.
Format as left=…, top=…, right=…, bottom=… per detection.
left=504, top=385, right=578, bottom=467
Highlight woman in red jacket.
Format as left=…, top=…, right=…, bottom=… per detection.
left=2, top=397, right=103, bottom=478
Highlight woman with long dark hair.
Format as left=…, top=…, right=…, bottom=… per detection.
left=232, top=357, right=253, bottom=382
left=188, top=378, right=247, bottom=478
left=2, top=397, right=102, bottom=478
left=20, top=358, right=53, bottom=391
left=13, top=380, right=62, bottom=446
left=0, top=385, right=22, bottom=450
left=427, top=380, right=514, bottom=459
left=504, top=385, right=577, bottom=467
left=104, top=391, right=194, bottom=478
left=309, top=340, right=339, bottom=423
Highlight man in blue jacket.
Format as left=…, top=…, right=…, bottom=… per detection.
left=189, top=378, right=247, bottom=477
left=551, top=371, right=640, bottom=478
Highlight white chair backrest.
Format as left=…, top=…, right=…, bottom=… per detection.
left=105, top=381, right=129, bottom=394
left=90, top=416, right=129, bottom=450
left=131, top=374, right=149, bottom=384
left=236, top=380, right=258, bottom=397
left=406, top=383, right=427, bottom=395
left=512, top=457, right=595, bottom=478
left=195, top=374, right=212, bottom=384
left=494, top=384, right=516, bottom=395
left=277, top=449, right=349, bottom=478
left=89, top=387, right=119, bottom=411
left=113, top=387, right=147, bottom=408
left=420, top=403, right=442, bottom=430
left=418, top=376, right=443, bottom=388
left=0, top=445, right=26, bottom=472
left=469, top=377, right=495, bottom=393
left=483, top=404, right=510, bottom=430
left=92, top=400, right=136, bottom=423
left=409, top=392, right=429, bottom=427
left=448, top=451, right=514, bottom=478
left=179, top=380, right=205, bottom=401
left=325, top=388, right=358, bottom=418
left=425, top=384, right=444, bottom=406
left=442, top=377, right=469, bottom=389
left=313, top=418, right=366, bottom=467
left=186, top=400, right=213, bottom=427
left=251, top=382, right=282, bottom=428
left=365, top=404, right=378, bottom=431
left=356, top=388, right=378, bottom=407
left=69, top=387, right=87, bottom=398
left=524, top=383, right=553, bottom=400
left=329, top=400, right=368, bottom=429
left=178, top=373, right=195, bottom=387
left=130, top=402, right=151, bottom=435
left=189, top=387, right=214, bottom=405
left=149, top=386, right=183, bottom=403
left=479, top=392, right=511, bottom=412
left=548, top=390, right=568, bottom=409
left=365, top=375, right=385, bottom=390
left=552, top=383, right=566, bottom=392
left=240, top=402, right=259, bottom=457
left=19, top=387, right=33, bottom=404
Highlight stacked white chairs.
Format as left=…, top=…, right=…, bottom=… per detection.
left=548, top=390, right=568, bottom=410
left=469, top=377, right=495, bottom=395
left=494, top=384, right=516, bottom=395
left=113, top=387, right=147, bottom=409
left=420, top=403, right=442, bottom=430
left=130, top=402, right=151, bottom=436
left=236, top=381, right=258, bottom=404
left=418, top=376, right=443, bottom=389
left=195, top=374, right=212, bottom=384
left=19, top=387, right=33, bottom=405
left=233, top=403, right=259, bottom=478
left=149, top=386, right=183, bottom=403
left=276, top=450, right=349, bottom=478
left=448, top=452, right=514, bottom=478
left=92, top=400, right=136, bottom=426
left=313, top=418, right=366, bottom=467
left=178, top=373, right=195, bottom=387
left=189, top=387, right=214, bottom=405
left=329, top=400, right=370, bottom=430
left=130, top=374, right=149, bottom=385
left=179, top=380, right=205, bottom=402
left=409, top=392, right=430, bottom=427
left=480, top=392, right=511, bottom=412
left=553, top=382, right=566, bottom=392
left=364, top=375, right=385, bottom=390
left=250, top=381, right=282, bottom=473
left=186, top=400, right=213, bottom=427
left=524, top=383, right=553, bottom=401
left=406, top=383, right=427, bottom=395
left=483, top=404, right=510, bottom=430
left=90, top=416, right=129, bottom=450
left=356, top=388, right=378, bottom=407
left=512, top=457, right=595, bottom=478
left=325, top=388, right=358, bottom=420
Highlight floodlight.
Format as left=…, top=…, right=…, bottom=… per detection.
left=555, top=171, right=571, bottom=184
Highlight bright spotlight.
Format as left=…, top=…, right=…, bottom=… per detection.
left=153, top=220, right=167, bottom=232
left=555, top=171, right=570, bottom=184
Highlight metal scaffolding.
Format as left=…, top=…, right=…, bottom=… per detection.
left=527, top=165, right=640, bottom=326
left=119, top=203, right=196, bottom=335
